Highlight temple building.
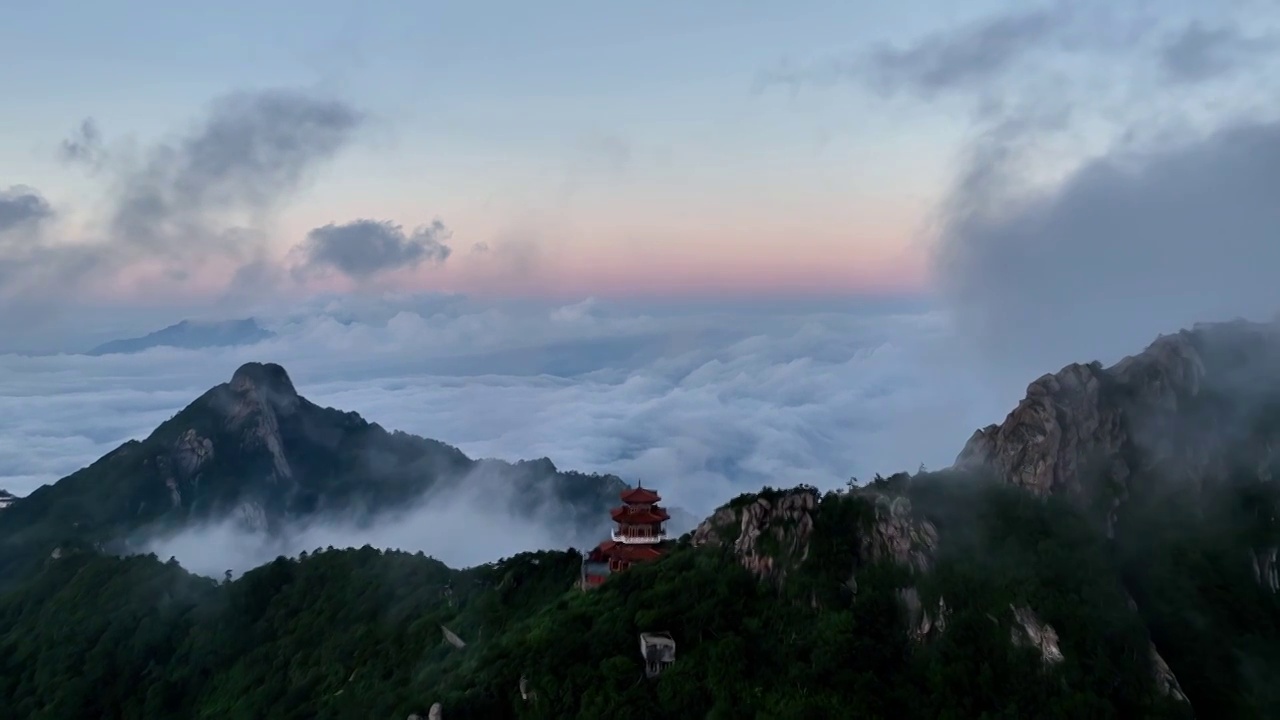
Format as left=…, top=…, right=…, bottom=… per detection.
left=580, top=483, right=671, bottom=588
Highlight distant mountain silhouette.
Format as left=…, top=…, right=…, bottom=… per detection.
left=86, top=318, right=276, bottom=356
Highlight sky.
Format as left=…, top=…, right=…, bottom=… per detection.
left=5, top=0, right=1280, bottom=570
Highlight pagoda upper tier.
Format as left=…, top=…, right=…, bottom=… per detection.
left=580, top=482, right=672, bottom=588
left=610, top=484, right=669, bottom=544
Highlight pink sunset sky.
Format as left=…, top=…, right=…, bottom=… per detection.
left=2, top=0, right=1276, bottom=319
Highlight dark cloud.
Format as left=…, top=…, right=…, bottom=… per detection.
left=933, top=117, right=1280, bottom=381
left=1159, top=21, right=1277, bottom=84
left=758, top=7, right=1069, bottom=99
left=865, top=9, right=1060, bottom=99
left=59, top=118, right=106, bottom=168
left=0, top=186, right=54, bottom=236
left=0, top=89, right=364, bottom=344
left=295, top=219, right=452, bottom=280
left=110, top=89, right=363, bottom=259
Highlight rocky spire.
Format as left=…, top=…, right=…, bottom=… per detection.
left=224, top=362, right=297, bottom=480
left=230, top=362, right=299, bottom=410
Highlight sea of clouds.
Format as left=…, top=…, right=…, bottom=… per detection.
left=0, top=295, right=1034, bottom=571
left=0, top=296, right=1024, bottom=508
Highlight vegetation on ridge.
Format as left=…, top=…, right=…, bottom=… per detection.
left=8, top=465, right=1271, bottom=718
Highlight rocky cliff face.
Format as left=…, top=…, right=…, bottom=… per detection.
left=959, top=320, right=1280, bottom=494
left=1009, top=605, right=1064, bottom=665
left=945, top=319, right=1280, bottom=708
left=692, top=489, right=818, bottom=585
left=691, top=485, right=938, bottom=589
left=224, top=362, right=298, bottom=483
left=863, top=493, right=938, bottom=575
left=141, top=362, right=304, bottom=525
left=957, top=319, right=1280, bottom=554
left=955, top=327, right=1220, bottom=499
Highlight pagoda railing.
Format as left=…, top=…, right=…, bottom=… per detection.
left=612, top=529, right=667, bottom=544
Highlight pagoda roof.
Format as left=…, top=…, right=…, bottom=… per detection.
left=611, top=507, right=670, bottom=524
left=620, top=486, right=661, bottom=504
left=596, top=541, right=665, bottom=563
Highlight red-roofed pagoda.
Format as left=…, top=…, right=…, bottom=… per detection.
left=580, top=483, right=671, bottom=588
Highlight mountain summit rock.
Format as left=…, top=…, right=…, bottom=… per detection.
left=955, top=318, right=1280, bottom=592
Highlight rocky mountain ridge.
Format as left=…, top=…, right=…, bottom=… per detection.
left=691, top=481, right=937, bottom=587
left=958, top=319, right=1280, bottom=493
left=956, top=318, right=1280, bottom=591
left=686, top=319, right=1280, bottom=712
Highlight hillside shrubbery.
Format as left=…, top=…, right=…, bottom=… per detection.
left=7, top=470, right=1264, bottom=718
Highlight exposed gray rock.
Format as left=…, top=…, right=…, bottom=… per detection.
left=225, top=362, right=297, bottom=482
left=1010, top=605, right=1064, bottom=665
left=1121, top=593, right=1191, bottom=705
left=864, top=494, right=937, bottom=574
left=440, top=625, right=466, bottom=649
left=1149, top=644, right=1189, bottom=703
left=898, top=586, right=948, bottom=641
left=957, top=319, right=1280, bottom=574
left=957, top=360, right=1130, bottom=499
left=692, top=486, right=939, bottom=592
left=692, top=489, right=818, bottom=584
left=1253, top=546, right=1279, bottom=593
left=160, top=429, right=215, bottom=508
left=174, top=428, right=214, bottom=476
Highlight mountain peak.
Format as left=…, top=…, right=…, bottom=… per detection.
left=230, top=362, right=298, bottom=401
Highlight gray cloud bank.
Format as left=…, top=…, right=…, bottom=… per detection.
left=107, top=89, right=363, bottom=260
left=758, top=2, right=1280, bottom=378
left=58, top=118, right=106, bottom=168
left=295, top=218, right=452, bottom=280
left=0, top=186, right=54, bottom=236
left=935, top=117, right=1280, bottom=378
left=2, top=86, right=462, bottom=348
left=143, top=463, right=599, bottom=575
left=1159, top=21, right=1279, bottom=84
left=757, top=3, right=1148, bottom=101
left=1, top=90, right=366, bottom=312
